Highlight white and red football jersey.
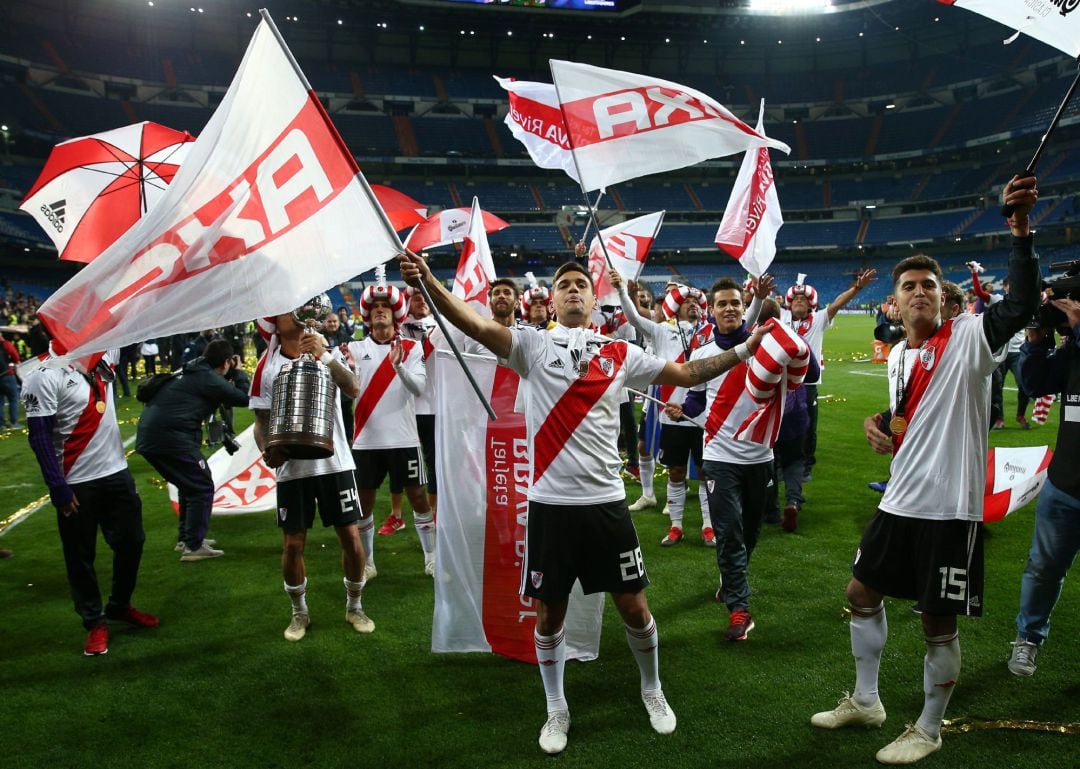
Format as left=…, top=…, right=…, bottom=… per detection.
left=689, top=342, right=773, bottom=465
left=249, top=345, right=355, bottom=482
left=634, top=318, right=713, bottom=428
left=781, top=308, right=831, bottom=385
left=503, top=324, right=665, bottom=504
left=347, top=336, right=426, bottom=450
left=400, top=314, right=437, bottom=416
left=20, top=356, right=127, bottom=484
left=881, top=313, right=1004, bottom=522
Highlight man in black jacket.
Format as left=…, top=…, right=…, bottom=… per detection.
left=136, top=340, right=250, bottom=561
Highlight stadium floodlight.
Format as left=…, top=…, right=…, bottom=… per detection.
left=748, top=0, right=832, bottom=11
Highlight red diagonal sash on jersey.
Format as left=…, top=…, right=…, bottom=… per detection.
left=656, top=326, right=710, bottom=404
left=481, top=365, right=533, bottom=662
left=352, top=343, right=412, bottom=442
left=892, top=319, right=955, bottom=454
left=532, top=344, right=628, bottom=482
left=704, top=361, right=749, bottom=445
left=63, top=373, right=106, bottom=475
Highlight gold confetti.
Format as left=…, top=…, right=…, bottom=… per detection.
left=942, top=717, right=1080, bottom=735
left=0, top=493, right=50, bottom=535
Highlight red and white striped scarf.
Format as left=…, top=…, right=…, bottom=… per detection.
left=1032, top=394, right=1055, bottom=425
left=735, top=319, right=810, bottom=445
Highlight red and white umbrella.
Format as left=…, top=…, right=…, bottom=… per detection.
left=19, top=121, right=195, bottom=263
left=403, top=206, right=510, bottom=252
left=371, top=184, right=428, bottom=232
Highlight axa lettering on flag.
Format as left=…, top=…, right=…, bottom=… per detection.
left=168, top=425, right=276, bottom=515
left=431, top=350, right=603, bottom=663
left=36, top=14, right=401, bottom=358
left=716, top=101, right=783, bottom=277
left=494, top=76, right=581, bottom=185
left=587, top=211, right=664, bottom=306
left=549, top=59, right=791, bottom=193
left=452, top=197, right=497, bottom=316
left=983, top=445, right=1053, bottom=523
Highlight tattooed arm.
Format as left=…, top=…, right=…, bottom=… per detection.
left=652, top=324, right=768, bottom=388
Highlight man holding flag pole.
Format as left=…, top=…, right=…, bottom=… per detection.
left=399, top=246, right=767, bottom=756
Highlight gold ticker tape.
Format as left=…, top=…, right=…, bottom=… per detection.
left=942, top=717, right=1080, bottom=735
left=0, top=493, right=49, bottom=535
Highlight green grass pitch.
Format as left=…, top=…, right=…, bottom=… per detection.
left=1, top=314, right=1075, bottom=769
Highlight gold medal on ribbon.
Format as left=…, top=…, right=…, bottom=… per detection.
left=95, top=401, right=106, bottom=414
left=889, top=415, right=907, bottom=435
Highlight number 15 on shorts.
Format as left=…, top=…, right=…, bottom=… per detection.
left=939, top=566, right=967, bottom=600
left=620, top=548, right=646, bottom=582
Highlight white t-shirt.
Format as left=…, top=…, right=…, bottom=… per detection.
left=249, top=345, right=355, bottom=482
left=347, top=336, right=426, bottom=450
left=635, top=317, right=713, bottom=427
left=880, top=312, right=1005, bottom=521
left=781, top=308, right=831, bottom=385
left=689, top=342, right=773, bottom=465
left=400, top=315, right=437, bottom=416
left=21, top=356, right=127, bottom=484
left=502, top=324, right=665, bottom=504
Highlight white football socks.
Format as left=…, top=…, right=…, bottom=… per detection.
left=358, top=515, right=375, bottom=568
left=666, top=481, right=686, bottom=528
left=625, top=617, right=661, bottom=692
left=850, top=602, right=887, bottom=707
left=640, top=456, right=656, bottom=498
left=698, top=484, right=711, bottom=530
left=344, top=577, right=364, bottom=612
left=535, top=628, right=568, bottom=714
left=414, top=511, right=436, bottom=555
left=285, top=578, right=308, bottom=616
left=916, top=632, right=960, bottom=738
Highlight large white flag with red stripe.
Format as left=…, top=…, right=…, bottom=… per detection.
left=494, top=76, right=581, bottom=184
left=431, top=350, right=603, bottom=663
left=548, top=59, right=791, bottom=193
left=983, top=445, right=1053, bottom=523
left=715, top=101, right=783, bottom=277
left=167, top=425, right=277, bottom=515
left=587, top=211, right=664, bottom=306
left=451, top=197, right=497, bottom=316
left=36, top=13, right=401, bottom=358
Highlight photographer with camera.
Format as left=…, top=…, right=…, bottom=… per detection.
left=136, top=339, right=250, bottom=562
left=1007, top=293, right=1080, bottom=677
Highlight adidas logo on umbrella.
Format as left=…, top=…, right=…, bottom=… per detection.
left=40, top=199, right=66, bottom=232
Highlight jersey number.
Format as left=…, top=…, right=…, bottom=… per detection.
left=339, top=487, right=360, bottom=514
left=938, top=567, right=967, bottom=601
left=619, top=548, right=645, bottom=581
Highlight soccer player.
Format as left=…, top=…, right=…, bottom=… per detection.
left=349, top=284, right=435, bottom=577
left=23, top=347, right=159, bottom=655
left=400, top=287, right=439, bottom=522
left=680, top=279, right=802, bottom=640
left=810, top=175, right=1040, bottom=765
left=251, top=299, right=373, bottom=642
left=612, top=270, right=715, bottom=546
left=399, top=249, right=767, bottom=755
left=781, top=269, right=876, bottom=480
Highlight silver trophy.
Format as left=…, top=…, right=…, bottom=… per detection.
left=266, top=293, right=338, bottom=460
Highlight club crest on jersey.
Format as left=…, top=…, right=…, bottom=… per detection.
left=919, top=345, right=936, bottom=371
left=531, top=570, right=544, bottom=589
left=598, top=356, right=614, bottom=378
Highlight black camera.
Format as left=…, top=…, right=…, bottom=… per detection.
left=1034, top=259, right=1080, bottom=329
left=206, top=418, right=241, bottom=455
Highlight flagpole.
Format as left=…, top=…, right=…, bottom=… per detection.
left=579, top=191, right=604, bottom=244
left=1001, top=57, right=1080, bottom=216
left=626, top=387, right=706, bottom=430
left=259, top=8, right=496, bottom=420
left=549, top=61, right=619, bottom=273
